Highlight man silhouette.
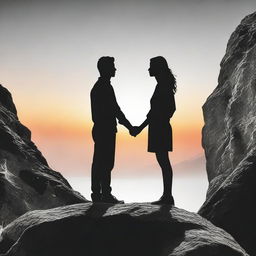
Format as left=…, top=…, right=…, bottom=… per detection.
left=90, top=56, right=134, bottom=203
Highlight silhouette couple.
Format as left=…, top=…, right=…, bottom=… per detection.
left=90, top=56, right=176, bottom=205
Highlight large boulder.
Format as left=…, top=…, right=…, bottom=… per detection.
left=0, top=203, right=248, bottom=256
left=199, top=12, right=256, bottom=255
left=0, top=84, right=87, bottom=225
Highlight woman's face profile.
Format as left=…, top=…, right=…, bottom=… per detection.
left=148, top=62, right=156, bottom=77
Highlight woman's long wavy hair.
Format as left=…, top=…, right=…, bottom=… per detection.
left=150, top=56, right=177, bottom=94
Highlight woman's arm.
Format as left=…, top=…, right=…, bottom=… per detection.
left=169, top=94, right=176, bottom=118
left=139, top=118, right=149, bottom=131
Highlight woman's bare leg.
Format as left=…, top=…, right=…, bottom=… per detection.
left=155, top=151, right=173, bottom=196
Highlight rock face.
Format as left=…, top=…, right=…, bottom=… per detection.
left=199, top=12, right=256, bottom=255
left=0, top=85, right=87, bottom=225
left=0, top=203, right=248, bottom=256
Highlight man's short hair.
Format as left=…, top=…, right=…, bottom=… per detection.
left=97, top=56, right=115, bottom=72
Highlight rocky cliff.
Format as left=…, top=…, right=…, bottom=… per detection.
left=0, top=203, right=248, bottom=256
left=0, top=83, right=248, bottom=256
left=2, top=11, right=256, bottom=254
left=0, top=84, right=87, bottom=225
left=199, top=12, right=256, bottom=255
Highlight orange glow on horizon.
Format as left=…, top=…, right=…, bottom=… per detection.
left=22, top=113, right=204, bottom=176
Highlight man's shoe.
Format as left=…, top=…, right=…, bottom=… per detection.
left=151, top=195, right=175, bottom=205
left=91, top=193, right=102, bottom=203
left=101, top=194, right=124, bottom=204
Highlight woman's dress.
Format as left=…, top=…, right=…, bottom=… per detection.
left=147, top=83, right=175, bottom=152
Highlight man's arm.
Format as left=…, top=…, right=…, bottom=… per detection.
left=111, top=86, right=133, bottom=130
left=116, top=104, right=133, bottom=130
left=90, top=85, right=109, bottom=126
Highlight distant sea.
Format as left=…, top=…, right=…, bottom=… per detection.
left=68, top=172, right=208, bottom=213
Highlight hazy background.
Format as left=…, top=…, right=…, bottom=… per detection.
left=1, top=0, right=256, bottom=211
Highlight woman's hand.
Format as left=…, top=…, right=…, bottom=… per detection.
left=129, top=126, right=142, bottom=137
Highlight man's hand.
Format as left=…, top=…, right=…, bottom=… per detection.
left=129, top=126, right=141, bottom=137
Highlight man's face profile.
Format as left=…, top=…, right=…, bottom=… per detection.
left=99, top=60, right=116, bottom=78
left=108, top=62, right=116, bottom=77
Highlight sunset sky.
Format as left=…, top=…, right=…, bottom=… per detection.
left=1, top=0, right=255, bottom=180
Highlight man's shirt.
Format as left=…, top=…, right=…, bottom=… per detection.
left=90, top=77, right=129, bottom=134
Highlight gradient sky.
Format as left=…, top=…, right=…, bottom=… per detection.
left=1, top=0, right=256, bottom=176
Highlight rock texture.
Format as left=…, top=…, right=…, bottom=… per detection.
left=199, top=12, right=256, bottom=255
left=0, top=84, right=87, bottom=225
left=0, top=203, right=248, bottom=256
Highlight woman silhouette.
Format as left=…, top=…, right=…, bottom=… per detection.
left=134, top=56, right=176, bottom=205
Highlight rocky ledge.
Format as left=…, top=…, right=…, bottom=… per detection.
left=0, top=203, right=248, bottom=256
left=0, top=84, right=87, bottom=225
left=199, top=12, right=256, bottom=255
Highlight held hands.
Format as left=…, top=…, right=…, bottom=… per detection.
left=129, top=126, right=142, bottom=137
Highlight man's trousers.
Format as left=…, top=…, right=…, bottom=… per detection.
left=91, top=131, right=116, bottom=195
